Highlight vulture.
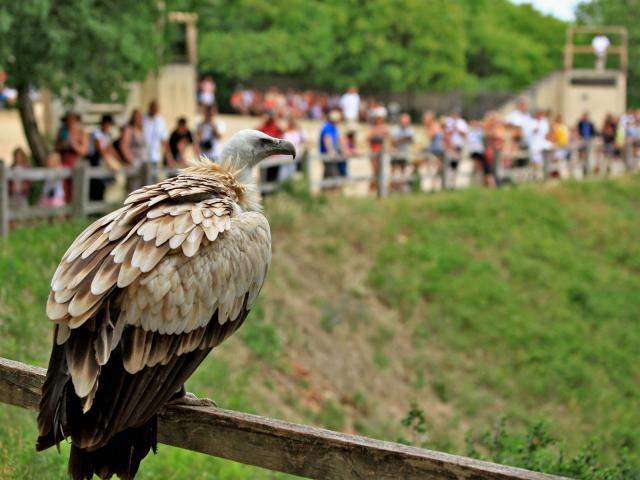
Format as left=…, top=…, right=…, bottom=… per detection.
left=36, top=130, right=296, bottom=479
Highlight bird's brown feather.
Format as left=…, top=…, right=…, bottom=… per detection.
left=38, top=165, right=271, bottom=461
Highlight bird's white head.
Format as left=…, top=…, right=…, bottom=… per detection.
left=220, top=129, right=296, bottom=171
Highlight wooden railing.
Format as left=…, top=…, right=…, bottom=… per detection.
left=0, top=357, right=565, bottom=479
left=1, top=140, right=638, bottom=237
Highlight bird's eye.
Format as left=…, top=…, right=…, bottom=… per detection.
left=260, top=138, right=271, bottom=145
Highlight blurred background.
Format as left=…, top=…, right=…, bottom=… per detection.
left=0, top=1, right=639, bottom=479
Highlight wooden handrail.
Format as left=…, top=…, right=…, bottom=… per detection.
left=0, top=357, right=564, bottom=480
left=1, top=143, right=638, bottom=236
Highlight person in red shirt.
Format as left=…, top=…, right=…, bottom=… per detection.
left=257, top=111, right=284, bottom=138
left=257, top=112, right=284, bottom=183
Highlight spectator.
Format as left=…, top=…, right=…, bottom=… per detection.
left=169, top=117, right=195, bottom=165
left=602, top=114, right=618, bottom=158
left=198, top=75, right=216, bottom=107
left=368, top=110, right=389, bottom=154
left=444, top=109, right=468, bottom=176
left=344, top=129, right=360, bottom=156
left=55, top=111, right=88, bottom=201
left=87, top=114, right=121, bottom=201
left=527, top=110, right=551, bottom=168
left=340, top=87, right=360, bottom=131
left=230, top=87, right=251, bottom=115
left=444, top=109, right=468, bottom=152
left=319, top=109, right=346, bottom=178
left=577, top=112, right=596, bottom=141
left=624, top=109, right=640, bottom=155
left=591, top=34, right=610, bottom=70
left=390, top=113, right=414, bottom=177
left=505, top=100, right=532, bottom=147
left=257, top=111, right=283, bottom=138
left=39, top=152, right=66, bottom=208
left=281, top=118, right=305, bottom=181
left=116, top=109, right=147, bottom=168
left=257, top=112, right=284, bottom=182
left=9, top=147, right=31, bottom=211
left=198, top=106, right=226, bottom=160
left=143, top=100, right=174, bottom=170
left=0, top=71, right=6, bottom=109
left=468, top=120, right=490, bottom=185
left=550, top=114, right=571, bottom=161
left=0, top=71, right=17, bottom=108
left=422, top=111, right=446, bottom=168
left=482, top=111, right=504, bottom=188
left=367, top=110, right=389, bottom=188
left=620, top=108, right=637, bottom=140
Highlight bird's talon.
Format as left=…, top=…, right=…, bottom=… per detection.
left=168, top=392, right=217, bottom=408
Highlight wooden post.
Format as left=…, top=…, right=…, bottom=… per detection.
left=301, top=150, right=313, bottom=194
left=623, top=141, right=633, bottom=171
left=0, top=161, right=8, bottom=237
left=441, top=153, right=449, bottom=191
left=492, top=149, right=502, bottom=187
left=542, top=150, right=552, bottom=181
left=72, top=162, right=88, bottom=217
left=377, top=151, right=389, bottom=198
left=584, top=140, right=594, bottom=176
left=140, top=162, right=154, bottom=186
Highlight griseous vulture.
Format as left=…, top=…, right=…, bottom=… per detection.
left=36, top=130, right=296, bottom=479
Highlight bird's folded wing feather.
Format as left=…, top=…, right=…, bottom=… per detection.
left=44, top=178, right=270, bottom=414
left=47, top=177, right=238, bottom=330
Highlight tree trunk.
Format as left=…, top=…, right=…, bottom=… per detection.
left=17, top=85, right=48, bottom=166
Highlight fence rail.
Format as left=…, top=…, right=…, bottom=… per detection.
left=1, top=139, right=639, bottom=237
left=0, top=357, right=564, bottom=479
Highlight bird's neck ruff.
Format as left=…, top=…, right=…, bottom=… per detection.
left=181, top=156, right=262, bottom=212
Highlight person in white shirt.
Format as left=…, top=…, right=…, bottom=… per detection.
left=444, top=110, right=468, bottom=152
left=143, top=100, right=174, bottom=168
left=339, top=86, right=360, bottom=131
left=197, top=105, right=226, bottom=161
left=591, top=34, right=610, bottom=70
left=198, top=75, right=216, bottom=107
left=527, top=110, right=551, bottom=166
left=505, top=100, right=533, bottom=147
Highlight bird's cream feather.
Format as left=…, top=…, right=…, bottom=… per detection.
left=46, top=162, right=271, bottom=405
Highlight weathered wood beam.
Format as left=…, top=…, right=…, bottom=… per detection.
left=0, top=357, right=565, bottom=480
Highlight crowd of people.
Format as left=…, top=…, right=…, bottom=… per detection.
left=311, top=97, right=640, bottom=189
left=229, top=86, right=390, bottom=124
left=7, top=99, right=233, bottom=208
left=7, top=84, right=640, bottom=212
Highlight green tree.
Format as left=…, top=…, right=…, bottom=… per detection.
left=0, top=1, right=162, bottom=165
left=194, top=0, right=564, bottom=101
left=196, top=0, right=336, bottom=82
left=576, top=0, right=640, bottom=106
left=320, top=0, right=468, bottom=93
left=462, top=0, right=565, bottom=90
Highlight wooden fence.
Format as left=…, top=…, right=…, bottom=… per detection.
left=1, top=140, right=639, bottom=237
left=0, top=357, right=565, bottom=479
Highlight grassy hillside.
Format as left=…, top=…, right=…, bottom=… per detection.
left=1, top=176, right=639, bottom=478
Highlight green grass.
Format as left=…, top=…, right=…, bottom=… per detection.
left=1, top=176, right=640, bottom=478
left=368, top=179, right=640, bottom=463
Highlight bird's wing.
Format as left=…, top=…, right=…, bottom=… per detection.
left=47, top=175, right=238, bottom=331
left=39, top=178, right=270, bottom=449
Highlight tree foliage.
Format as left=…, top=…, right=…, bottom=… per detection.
left=194, top=0, right=565, bottom=94
left=576, top=0, right=640, bottom=106
left=0, top=0, right=161, bottom=101
left=0, top=1, right=162, bottom=164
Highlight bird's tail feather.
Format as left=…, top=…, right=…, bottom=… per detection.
left=68, top=416, right=157, bottom=480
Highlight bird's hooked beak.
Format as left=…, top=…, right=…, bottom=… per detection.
left=267, top=138, right=296, bottom=159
